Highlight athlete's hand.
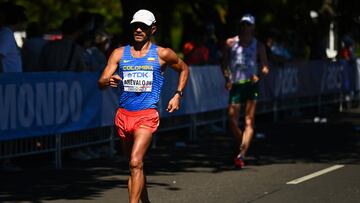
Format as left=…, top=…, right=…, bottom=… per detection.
left=251, top=75, right=260, bottom=83
left=225, top=80, right=232, bottom=90
left=251, top=66, right=269, bottom=83
left=166, top=95, right=181, bottom=113
left=109, top=74, right=122, bottom=88
left=261, top=66, right=269, bottom=75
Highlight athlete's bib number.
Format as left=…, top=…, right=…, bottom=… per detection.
left=123, top=71, right=153, bottom=92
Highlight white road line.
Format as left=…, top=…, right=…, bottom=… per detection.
left=286, top=165, right=345, bottom=185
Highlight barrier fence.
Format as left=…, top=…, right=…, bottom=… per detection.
left=0, top=59, right=358, bottom=168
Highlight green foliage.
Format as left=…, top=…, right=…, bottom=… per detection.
left=5, top=0, right=123, bottom=33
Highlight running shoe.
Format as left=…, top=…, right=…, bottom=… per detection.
left=234, top=155, right=245, bottom=169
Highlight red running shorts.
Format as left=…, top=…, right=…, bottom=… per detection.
left=114, top=108, right=160, bottom=141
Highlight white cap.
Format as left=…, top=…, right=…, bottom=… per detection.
left=130, top=9, right=156, bottom=26
left=240, top=14, right=255, bottom=25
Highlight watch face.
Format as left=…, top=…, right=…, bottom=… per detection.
left=176, top=91, right=183, bottom=97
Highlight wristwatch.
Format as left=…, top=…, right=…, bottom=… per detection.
left=175, top=90, right=184, bottom=97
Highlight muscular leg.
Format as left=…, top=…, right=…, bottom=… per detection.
left=128, top=128, right=153, bottom=203
left=240, top=100, right=256, bottom=157
left=228, top=104, right=243, bottom=147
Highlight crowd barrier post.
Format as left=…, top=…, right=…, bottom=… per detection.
left=221, top=109, right=227, bottom=134
left=108, top=127, right=115, bottom=158
left=272, top=100, right=278, bottom=123
left=55, top=133, right=62, bottom=169
left=190, top=114, right=197, bottom=140
left=338, top=64, right=344, bottom=112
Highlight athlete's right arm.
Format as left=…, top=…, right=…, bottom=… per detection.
left=98, top=47, right=124, bottom=89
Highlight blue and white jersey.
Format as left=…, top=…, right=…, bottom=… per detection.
left=229, top=36, right=257, bottom=83
left=118, top=44, right=164, bottom=111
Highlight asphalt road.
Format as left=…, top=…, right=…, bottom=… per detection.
left=1, top=106, right=360, bottom=203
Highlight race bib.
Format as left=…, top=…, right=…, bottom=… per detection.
left=122, top=71, right=153, bottom=92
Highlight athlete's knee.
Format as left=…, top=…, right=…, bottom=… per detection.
left=129, top=158, right=143, bottom=171
left=244, top=116, right=254, bottom=128
left=227, top=105, right=238, bottom=117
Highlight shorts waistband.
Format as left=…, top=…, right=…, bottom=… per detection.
left=118, top=108, right=158, bottom=116
left=234, top=79, right=251, bottom=84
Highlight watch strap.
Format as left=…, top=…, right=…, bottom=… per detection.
left=175, top=90, right=183, bottom=97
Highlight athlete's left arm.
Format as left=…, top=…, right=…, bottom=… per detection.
left=257, top=42, right=270, bottom=75
left=158, top=47, right=189, bottom=113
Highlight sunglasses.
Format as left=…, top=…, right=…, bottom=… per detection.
left=240, top=21, right=253, bottom=26
left=131, top=23, right=151, bottom=31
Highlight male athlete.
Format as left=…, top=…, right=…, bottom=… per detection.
left=98, top=9, right=189, bottom=203
left=221, top=14, right=269, bottom=169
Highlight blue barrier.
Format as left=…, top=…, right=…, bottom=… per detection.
left=0, top=72, right=102, bottom=140
left=0, top=60, right=357, bottom=141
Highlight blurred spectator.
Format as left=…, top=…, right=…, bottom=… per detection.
left=92, top=13, right=111, bottom=49
left=265, top=35, right=290, bottom=65
left=72, top=12, right=109, bottom=158
left=77, top=32, right=100, bottom=70
left=0, top=2, right=27, bottom=73
left=182, top=40, right=195, bottom=59
left=269, top=35, right=292, bottom=63
left=183, top=41, right=209, bottom=65
left=183, top=27, right=209, bottom=65
left=339, top=34, right=356, bottom=63
left=92, top=30, right=110, bottom=70
left=21, top=22, right=47, bottom=72
left=106, top=33, right=122, bottom=59
left=205, top=23, right=222, bottom=64
left=92, top=13, right=107, bottom=33
left=39, top=17, right=90, bottom=71
left=338, top=33, right=356, bottom=98
left=78, top=11, right=95, bottom=33
left=76, top=12, right=109, bottom=71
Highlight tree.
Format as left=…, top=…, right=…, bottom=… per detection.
left=6, top=0, right=122, bottom=33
